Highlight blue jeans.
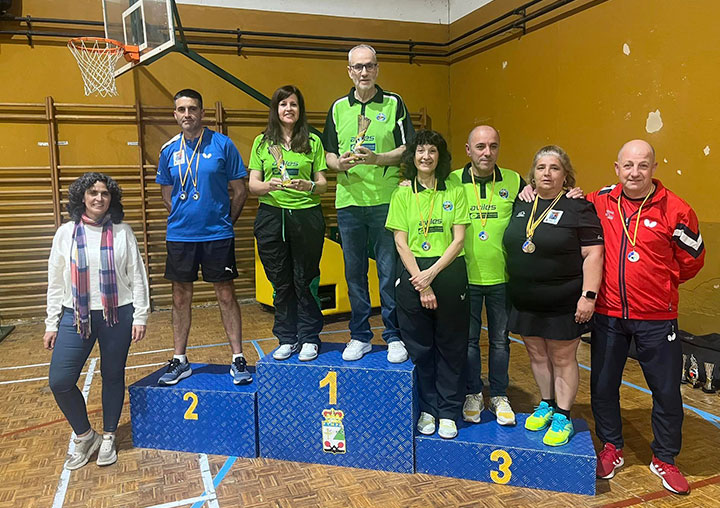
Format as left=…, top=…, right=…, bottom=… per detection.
left=336, top=204, right=400, bottom=344
left=465, top=283, right=510, bottom=396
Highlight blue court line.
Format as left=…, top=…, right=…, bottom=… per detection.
left=504, top=331, right=720, bottom=429
left=190, top=456, right=238, bottom=508
left=250, top=340, right=264, bottom=358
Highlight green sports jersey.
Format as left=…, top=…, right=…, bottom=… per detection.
left=248, top=132, right=326, bottom=209
left=385, top=180, right=470, bottom=258
left=322, top=86, right=415, bottom=209
left=447, top=165, right=524, bottom=285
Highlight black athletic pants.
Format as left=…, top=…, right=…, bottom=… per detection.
left=591, top=314, right=683, bottom=464
left=254, top=203, right=325, bottom=346
left=396, top=256, right=469, bottom=420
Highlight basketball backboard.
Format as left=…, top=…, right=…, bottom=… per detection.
left=102, top=0, right=175, bottom=77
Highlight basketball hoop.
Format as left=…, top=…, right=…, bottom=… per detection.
left=67, top=37, right=139, bottom=97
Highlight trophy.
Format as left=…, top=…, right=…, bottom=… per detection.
left=351, top=115, right=372, bottom=158
left=703, top=362, right=716, bottom=393
left=688, top=354, right=700, bottom=388
left=268, top=145, right=292, bottom=186
left=681, top=354, right=688, bottom=384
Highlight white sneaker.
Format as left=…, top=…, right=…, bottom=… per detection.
left=273, top=343, right=299, bottom=361
left=342, top=339, right=372, bottom=361
left=462, top=393, right=484, bottom=423
left=417, top=412, right=436, bottom=435
left=387, top=341, right=408, bottom=363
left=96, top=434, right=117, bottom=466
left=438, top=419, right=458, bottom=439
left=298, top=343, right=319, bottom=361
left=489, top=396, right=516, bottom=426
left=64, top=430, right=102, bottom=470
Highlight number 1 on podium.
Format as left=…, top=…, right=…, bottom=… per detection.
left=319, top=371, right=337, bottom=405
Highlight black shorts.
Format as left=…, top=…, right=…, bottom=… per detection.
left=165, top=238, right=238, bottom=283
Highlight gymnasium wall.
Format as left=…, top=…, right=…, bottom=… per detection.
left=447, top=0, right=719, bottom=334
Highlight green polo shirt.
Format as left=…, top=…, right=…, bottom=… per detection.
left=447, top=164, right=524, bottom=285
left=322, top=85, right=415, bottom=209
left=385, top=180, right=470, bottom=258
left=248, top=133, right=326, bottom=209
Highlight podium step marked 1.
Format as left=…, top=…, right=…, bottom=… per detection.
left=129, top=363, right=258, bottom=458
left=257, top=342, right=416, bottom=473
left=416, top=411, right=596, bottom=495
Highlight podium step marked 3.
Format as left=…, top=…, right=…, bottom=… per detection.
left=257, top=342, right=417, bottom=473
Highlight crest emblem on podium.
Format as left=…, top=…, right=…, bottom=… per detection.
left=321, top=408, right=346, bottom=454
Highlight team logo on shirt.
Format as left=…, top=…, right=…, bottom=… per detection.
left=172, top=150, right=186, bottom=166
left=443, top=200, right=454, bottom=211
left=644, top=219, right=657, bottom=228
left=544, top=210, right=563, bottom=225
left=516, top=210, right=526, bottom=218
left=499, top=188, right=509, bottom=199
left=376, top=112, right=387, bottom=122
left=202, top=152, right=212, bottom=159
left=605, top=209, right=615, bottom=220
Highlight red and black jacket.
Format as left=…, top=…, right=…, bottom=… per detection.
left=587, top=179, right=705, bottom=320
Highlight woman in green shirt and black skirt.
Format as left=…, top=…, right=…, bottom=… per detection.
left=386, top=130, right=470, bottom=439
left=249, top=85, right=328, bottom=362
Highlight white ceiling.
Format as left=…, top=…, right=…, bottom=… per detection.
left=178, top=0, right=494, bottom=24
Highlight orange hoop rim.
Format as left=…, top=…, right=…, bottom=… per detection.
left=67, top=37, right=140, bottom=62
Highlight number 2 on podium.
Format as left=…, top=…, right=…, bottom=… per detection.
left=183, top=392, right=199, bottom=420
left=490, top=449, right=512, bottom=484
left=319, top=371, right=337, bottom=405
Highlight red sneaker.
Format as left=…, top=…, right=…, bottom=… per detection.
left=649, top=456, right=690, bottom=495
left=596, top=443, right=624, bottom=479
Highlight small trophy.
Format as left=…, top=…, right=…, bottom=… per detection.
left=681, top=354, right=688, bottom=384
left=268, top=145, right=292, bottom=186
left=688, top=354, right=700, bottom=388
left=703, top=362, right=716, bottom=393
left=351, top=115, right=372, bottom=157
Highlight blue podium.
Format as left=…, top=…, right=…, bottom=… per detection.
left=129, top=363, right=258, bottom=457
left=257, top=343, right=416, bottom=473
left=416, top=411, right=596, bottom=495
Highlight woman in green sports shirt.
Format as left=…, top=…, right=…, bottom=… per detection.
left=386, top=130, right=470, bottom=440
left=249, top=85, right=328, bottom=362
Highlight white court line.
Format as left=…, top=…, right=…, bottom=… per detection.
left=51, top=357, right=97, bottom=508
left=143, top=495, right=216, bottom=508
left=0, top=361, right=50, bottom=371
left=198, top=454, right=220, bottom=508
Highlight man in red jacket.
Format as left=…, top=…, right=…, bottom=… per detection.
left=587, top=139, right=705, bottom=495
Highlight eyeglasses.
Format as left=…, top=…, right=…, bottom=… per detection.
left=349, top=63, right=378, bottom=72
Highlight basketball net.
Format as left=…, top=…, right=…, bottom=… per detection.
left=67, top=37, right=126, bottom=97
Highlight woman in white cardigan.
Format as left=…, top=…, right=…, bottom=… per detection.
left=44, top=172, right=150, bottom=470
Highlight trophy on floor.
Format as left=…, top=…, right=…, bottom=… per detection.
left=268, top=145, right=292, bottom=187
left=681, top=354, right=689, bottom=384
left=702, top=362, right=716, bottom=393
left=688, top=354, right=700, bottom=388
left=351, top=115, right=372, bottom=158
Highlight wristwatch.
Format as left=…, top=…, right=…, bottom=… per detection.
left=309, top=180, right=316, bottom=194
left=582, top=290, right=597, bottom=300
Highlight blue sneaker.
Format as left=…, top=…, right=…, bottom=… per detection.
left=158, top=358, right=192, bottom=386
left=525, top=401, right=554, bottom=431
left=230, top=356, right=253, bottom=385
left=543, top=413, right=575, bottom=446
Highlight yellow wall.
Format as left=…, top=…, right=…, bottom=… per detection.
left=448, top=0, right=719, bottom=334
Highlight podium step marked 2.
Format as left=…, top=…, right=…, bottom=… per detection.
left=416, top=411, right=596, bottom=495
left=257, top=343, right=416, bottom=473
left=129, top=363, right=258, bottom=457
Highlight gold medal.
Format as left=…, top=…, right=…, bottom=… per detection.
left=178, top=129, right=204, bottom=200
left=523, top=191, right=564, bottom=255
left=470, top=167, right=495, bottom=243
left=617, top=189, right=653, bottom=264
left=413, top=178, right=438, bottom=252
left=522, top=239, right=536, bottom=254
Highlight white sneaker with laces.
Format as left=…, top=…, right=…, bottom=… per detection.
left=298, top=343, right=319, bottom=361
left=438, top=419, right=458, bottom=439
left=417, top=412, right=436, bottom=435
left=387, top=341, right=408, bottom=363
left=489, top=395, right=516, bottom=426
left=273, top=343, right=299, bottom=361
left=462, top=393, right=484, bottom=423
left=96, top=434, right=117, bottom=466
left=342, top=339, right=372, bottom=361
left=64, top=430, right=102, bottom=470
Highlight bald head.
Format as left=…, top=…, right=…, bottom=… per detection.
left=617, top=139, right=655, bottom=163
left=466, top=125, right=500, bottom=176
left=615, top=139, right=658, bottom=198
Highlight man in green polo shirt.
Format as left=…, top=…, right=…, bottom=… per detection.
left=322, top=44, right=415, bottom=363
left=447, top=125, right=524, bottom=426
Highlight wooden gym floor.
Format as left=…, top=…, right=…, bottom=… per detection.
left=1, top=303, right=719, bottom=508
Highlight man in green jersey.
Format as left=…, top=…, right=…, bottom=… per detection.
left=322, top=44, right=415, bottom=363
left=447, top=126, right=524, bottom=426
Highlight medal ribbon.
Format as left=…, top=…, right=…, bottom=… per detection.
left=469, top=167, right=495, bottom=231
left=413, top=177, right=438, bottom=241
left=525, top=191, right=564, bottom=240
left=617, top=188, right=653, bottom=249
left=178, top=129, right=205, bottom=195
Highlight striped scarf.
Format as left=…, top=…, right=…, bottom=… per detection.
left=71, top=214, right=118, bottom=338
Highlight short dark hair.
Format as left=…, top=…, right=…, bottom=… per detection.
left=66, top=172, right=124, bottom=224
left=261, top=85, right=311, bottom=154
left=400, top=130, right=452, bottom=185
left=174, top=88, right=203, bottom=109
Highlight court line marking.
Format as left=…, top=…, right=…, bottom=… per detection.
left=250, top=340, right=264, bottom=358
left=600, top=472, right=720, bottom=507
left=143, top=495, right=216, bottom=508
left=197, top=454, right=220, bottom=508
left=51, top=357, right=97, bottom=508
left=190, top=456, right=237, bottom=508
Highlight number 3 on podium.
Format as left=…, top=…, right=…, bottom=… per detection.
left=183, top=392, right=199, bottom=420
left=319, top=371, right=337, bottom=405
left=490, top=449, right=512, bottom=484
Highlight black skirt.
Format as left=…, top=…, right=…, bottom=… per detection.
left=508, top=306, right=591, bottom=341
